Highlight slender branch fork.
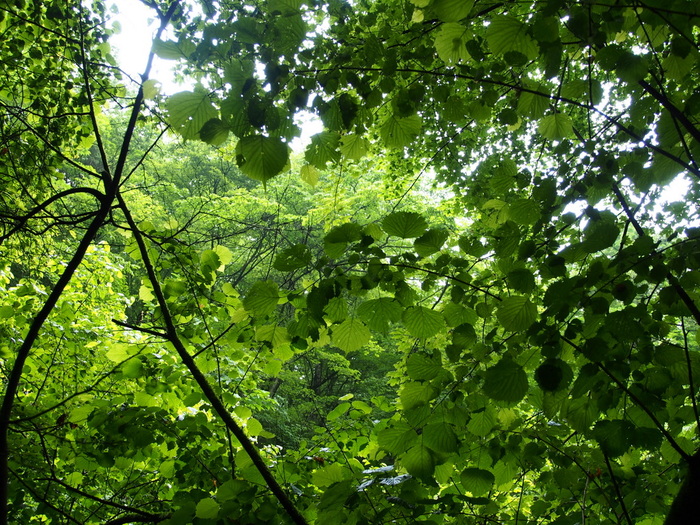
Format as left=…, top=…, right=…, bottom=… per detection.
left=0, top=3, right=179, bottom=523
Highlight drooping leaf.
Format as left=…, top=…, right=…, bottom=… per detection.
left=167, top=90, right=218, bottom=140
left=401, top=444, right=435, bottom=481
left=482, top=358, right=529, bottom=403
left=423, top=422, right=459, bottom=453
left=414, top=228, right=449, bottom=257
left=496, top=296, right=537, bottom=331
left=357, top=298, right=403, bottom=331
left=400, top=381, right=437, bottom=409
left=235, top=135, right=289, bottom=182
left=199, top=118, right=230, bottom=145
left=431, top=0, right=474, bottom=22
left=378, top=422, right=418, bottom=455
left=434, top=23, right=471, bottom=64
left=538, top=113, right=574, bottom=140
left=243, top=280, right=279, bottom=317
left=382, top=211, right=428, bottom=238
left=195, top=498, right=220, bottom=519
left=460, top=467, right=495, bottom=496
left=486, top=16, right=538, bottom=60
left=402, top=306, right=446, bottom=339
left=406, top=353, right=444, bottom=381
left=340, top=133, right=369, bottom=160
left=332, top=318, right=371, bottom=352
left=380, top=114, right=421, bottom=148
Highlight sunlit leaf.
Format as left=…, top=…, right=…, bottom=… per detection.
left=496, top=296, right=537, bottom=331
left=382, top=211, right=428, bottom=238
left=167, top=90, right=218, bottom=140
left=332, top=318, right=371, bottom=352
left=236, top=135, right=289, bottom=182
left=402, top=306, right=446, bottom=339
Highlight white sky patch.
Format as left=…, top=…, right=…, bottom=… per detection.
left=109, top=0, right=187, bottom=94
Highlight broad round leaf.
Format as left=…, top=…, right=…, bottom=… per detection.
left=538, top=113, right=574, bottom=140
left=332, top=318, right=371, bottom=352
left=167, top=90, right=218, bottom=140
left=460, top=467, right=495, bottom=496
left=378, top=422, right=418, bottom=455
left=382, top=211, right=428, bottom=238
left=195, top=498, right=220, bottom=520
left=243, top=280, right=279, bottom=317
left=402, top=306, right=446, bottom=339
left=401, top=444, right=435, bottom=481
left=236, top=135, right=289, bottom=182
left=431, top=0, right=474, bottom=22
left=496, top=296, right=537, bottom=331
left=423, top=422, right=459, bottom=453
left=406, top=353, right=444, bottom=381
left=434, top=23, right=471, bottom=64
left=357, top=298, right=403, bottom=332
left=482, top=358, right=529, bottom=403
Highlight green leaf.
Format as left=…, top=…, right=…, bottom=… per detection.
left=508, top=199, right=541, bottom=225
left=482, top=358, right=529, bottom=403
left=581, top=214, right=619, bottom=253
left=486, top=16, right=538, bottom=60
left=460, top=468, right=495, bottom=496
left=496, top=296, right=537, bottom=331
left=406, top=353, right=444, bottom=381
left=382, top=211, right=428, bottom=238
left=167, top=90, right=219, bottom=140
left=340, top=133, right=369, bottom=160
left=400, top=381, right=437, bottom=409
left=431, top=0, right=474, bottom=22
left=332, top=318, right=371, bottom=352
left=414, top=228, right=449, bottom=257
left=243, top=280, right=279, bottom=317
left=380, top=114, right=421, bottom=148
left=357, top=298, right=403, bottom=332
left=195, top=498, right=220, bottom=519
left=273, top=244, right=312, bottom=271
left=378, top=422, right=418, bottom=455
left=402, top=306, right=446, bottom=339
left=467, top=407, right=497, bottom=437
left=152, top=38, right=195, bottom=60
left=423, top=422, right=459, bottom=453
left=535, top=358, right=573, bottom=392
left=312, top=463, right=350, bottom=488
left=300, top=164, right=320, bottom=186
left=199, top=118, right=230, bottom=145
left=402, top=444, right=435, bottom=481
left=592, top=420, right=634, bottom=457
left=235, top=135, right=289, bottom=183
left=538, top=113, right=574, bottom=140
left=434, top=23, right=471, bottom=64
left=305, top=131, right=341, bottom=167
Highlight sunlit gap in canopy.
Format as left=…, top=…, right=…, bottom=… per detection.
left=110, top=0, right=325, bottom=152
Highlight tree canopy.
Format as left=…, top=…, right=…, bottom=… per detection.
left=0, top=0, right=699, bottom=524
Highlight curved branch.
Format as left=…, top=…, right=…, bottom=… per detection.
left=0, top=187, right=104, bottom=243
left=116, top=192, right=310, bottom=525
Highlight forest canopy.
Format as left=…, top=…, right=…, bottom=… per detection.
left=0, top=0, right=699, bottom=524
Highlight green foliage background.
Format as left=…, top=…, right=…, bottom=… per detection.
left=0, top=0, right=699, bottom=524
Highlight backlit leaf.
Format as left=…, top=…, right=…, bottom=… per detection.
left=236, top=135, right=289, bottom=182
left=482, top=358, right=529, bottom=403
left=167, top=90, right=218, bottom=140
left=332, top=318, right=371, bottom=352
left=496, top=296, right=537, bottom=331
left=403, top=306, right=446, bottom=339
left=382, top=211, right=428, bottom=238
